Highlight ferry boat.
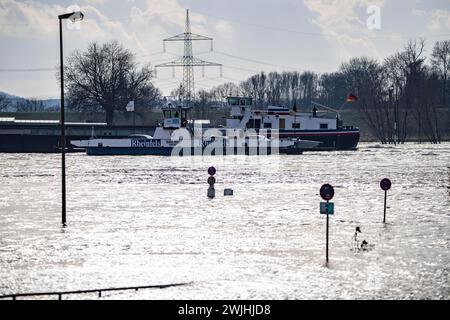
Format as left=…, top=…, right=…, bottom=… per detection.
left=224, top=97, right=360, bottom=150
left=71, top=105, right=320, bottom=156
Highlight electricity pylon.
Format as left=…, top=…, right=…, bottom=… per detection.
left=156, top=9, right=222, bottom=108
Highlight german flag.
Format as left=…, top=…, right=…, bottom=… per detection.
left=346, top=93, right=358, bottom=103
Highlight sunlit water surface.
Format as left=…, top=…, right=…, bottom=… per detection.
left=0, top=143, right=449, bottom=300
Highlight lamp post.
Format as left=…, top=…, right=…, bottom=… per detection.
left=59, top=11, right=84, bottom=227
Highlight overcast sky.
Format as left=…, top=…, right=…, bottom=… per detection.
left=0, top=0, right=449, bottom=98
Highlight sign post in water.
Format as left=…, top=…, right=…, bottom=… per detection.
left=207, top=167, right=216, bottom=199
left=380, top=178, right=392, bottom=223
left=320, top=184, right=335, bottom=264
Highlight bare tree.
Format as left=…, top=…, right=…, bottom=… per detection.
left=317, top=72, right=347, bottom=108
left=400, top=39, right=428, bottom=142
left=240, top=72, right=267, bottom=107
left=193, top=89, right=213, bottom=119
left=383, top=54, right=409, bottom=143
left=0, top=94, right=9, bottom=111
left=431, top=40, right=450, bottom=104
left=16, top=98, right=44, bottom=112
left=64, top=41, right=161, bottom=124
left=209, top=82, right=239, bottom=102
left=431, top=40, right=450, bottom=134
left=299, top=71, right=318, bottom=110
left=340, top=57, right=389, bottom=143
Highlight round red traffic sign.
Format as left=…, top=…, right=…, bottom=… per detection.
left=320, top=184, right=335, bottom=201
left=380, top=178, right=392, bottom=191
left=208, top=176, right=216, bottom=185
left=208, top=167, right=216, bottom=176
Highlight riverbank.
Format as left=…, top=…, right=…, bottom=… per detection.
left=1, top=109, right=449, bottom=143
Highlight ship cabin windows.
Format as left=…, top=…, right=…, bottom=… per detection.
left=246, top=119, right=261, bottom=129
left=292, top=123, right=300, bottom=129
left=227, top=97, right=253, bottom=107
left=162, top=107, right=190, bottom=128
left=320, top=123, right=329, bottom=129
left=163, top=108, right=188, bottom=120
left=264, top=123, right=272, bottom=129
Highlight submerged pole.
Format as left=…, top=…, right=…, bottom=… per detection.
left=320, top=184, right=335, bottom=265
left=59, top=17, right=67, bottom=227
left=326, top=200, right=329, bottom=263
left=383, top=190, right=387, bottom=224
left=380, top=178, right=392, bottom=224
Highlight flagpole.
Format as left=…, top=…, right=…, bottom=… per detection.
left=126, top=101, right=136, bottom=134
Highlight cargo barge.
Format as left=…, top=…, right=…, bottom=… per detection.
left=0, top=117, right=156, bottom=153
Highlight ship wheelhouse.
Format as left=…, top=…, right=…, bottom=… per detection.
left=162, top=105, right=191, bottom=129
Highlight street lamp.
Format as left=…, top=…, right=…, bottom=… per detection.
left=59, top=11, right=84, bottom=227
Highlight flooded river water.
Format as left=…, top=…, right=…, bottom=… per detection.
left=0, top=142, right=449, bottom=299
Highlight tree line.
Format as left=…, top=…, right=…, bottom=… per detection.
left=0, top=95, right=52, bottom=112
left=192, top=39, right=450, bottom=144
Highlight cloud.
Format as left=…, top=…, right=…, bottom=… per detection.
left=131, top=0, right=233, bottom=38
left=0, top=0, right=130, bottom=42
left=303, top=0, right=386, bottom=61
left=0, top=0, right=233, bottom=97
left=428, top=9, right=450, bottom=31
left=0, top=0, right=234, bottom=53
left=80, top=0, right=109, bottom=4
left=0, top=0, right=62, bottom=39
left=412, top=8, right=450, bottom=32
left=126, top=0, right=234, bottom=57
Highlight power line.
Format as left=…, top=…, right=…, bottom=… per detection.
left=135, top=51, right=167, bottom=58
left=202, top=50, right=306, bottom=71
left=193, top=9, right=450, bottom=40
left=196, top=77, right=223, bottom=83
left=222, top=65, right=261, bottom=74
left=194, top=10, right=326, bottom=38
left=0, top=68, right=55, bottom=73
left=221, top=76, right=244, bottom=83
left=197, top=50, right=305, bottom=74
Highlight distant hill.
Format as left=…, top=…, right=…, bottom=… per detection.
left=0, top=91, right=23, bottom=100
left=0, top=91, right=60, bottom=111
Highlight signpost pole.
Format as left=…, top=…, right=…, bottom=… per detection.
left=320, top=184, right=334, bottom=265
left=380, top=178, right=391, bottom=224
left=326, top=200, right=329, bottom=263
left=207, top=167, right=216, bottom=199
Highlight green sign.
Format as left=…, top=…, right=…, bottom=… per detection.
left=320, top=202, right=334, bottom=215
